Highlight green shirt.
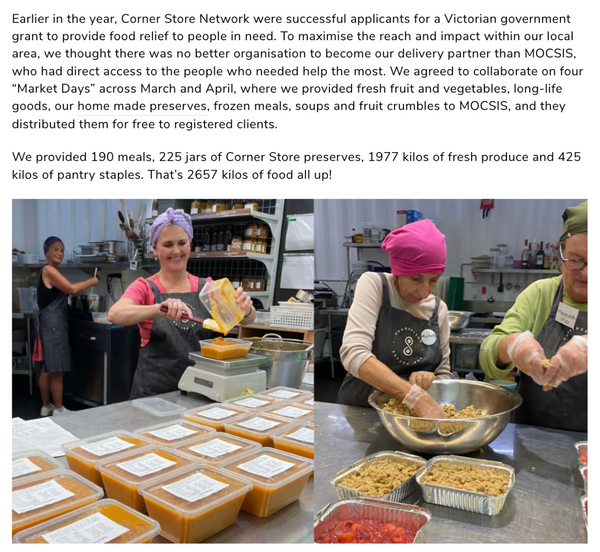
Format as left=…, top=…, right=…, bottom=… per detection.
left=479, top=276, right=587, bottom=380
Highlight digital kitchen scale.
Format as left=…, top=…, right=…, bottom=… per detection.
left=178, top=352, right=268, bottom=402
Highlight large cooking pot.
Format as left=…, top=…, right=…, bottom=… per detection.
left=248, top=333, right=314, bottom=388
left=80, top=294, right=109, bottom=313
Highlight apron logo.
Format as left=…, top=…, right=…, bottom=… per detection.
left=420, top=329, right=437, bottom=346
left=403, top=336, right=414, bottom=356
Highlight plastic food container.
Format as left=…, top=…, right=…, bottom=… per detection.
left=62, top=431, right=154, bottom=488
left=221, top=447, right=313, bottom=517
left=271, top=423, right=314, bottom=459
left=303, top=397, right=315, bottom=407
left=199, top=338, right=252, bottom=360
left=174, top=433, right=261, bottom=467
left=13, top=499, right=161, bottom=544
left=416, top=455, right=515, bottom=516
left=262, top=386, right=313, bottom=403
left=263, top=402, right=314, bottom=422
left=199, top=278, right=245, bottom=335
left=575, top=441, right=587, bottom=466
left=223, top=393, right=279, bottom=411
left=138, top=464, right=252, bottom=543
left=223, top=412, right=291, bottom=447
left=581, top=494, right=587, bottom=532
left=331, top=451, right=426, bottom=502
left=132, top=396, right=187, bottom=417
left=12, top=449, right=63, bottom=481
left=184, top=403, right=249, bottom=432
left=314, top=498, right=432, bottom=544
left=96, top=445, right=200, bottom=514
left=579, top=466, right=588, bottom=494
left=12, top=469, right=104, bottom=537
left=135, top=419, right=216, bottom=447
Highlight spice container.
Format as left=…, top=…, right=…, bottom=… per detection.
left=223, top=412, right=291, bottom=447
left=230, top=236, right=243, bottom=252
left=12, top=469, right=104, bottom=537
left=96, top=446, right=199, bottom=514
left=221, top=447, right=313, bottom=517
left=138, top=464, right=252, bottom=543
left=263, top=402, right=314, bottom=422
left=134, top=420, right=216, bottom=447
left=271, top=422, right=314, bottom=459
left=12, top=449, right=63, bottom=482
left=62, top=431, right=154, bottom=488
left=175, top=433, right=261, bottom=467
left=198, top=278, right=246, bottom=334
left=184, top=403, right=249, bottom=432
left=262, top=386, right=313, bottom=403
left=223, top=393, right=279, bottom=411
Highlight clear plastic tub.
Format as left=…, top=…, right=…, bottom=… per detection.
left=132, top=396, right=187, bottom=416
left=303, top=397, right=315, bottom=407
left=184, top=403, right=249, bottom=432
left=262, top=386, right=313, bottom=402
left=174, top=433, right=261, bottom=467
left=575, top=441, right=587, bottom=466
left=199, top=338, right=252, bottom=360
left=62, top=431, right=154, bottom=488
left=12, top=469, right=104, bottom=537
left=271, top=423, right=314, bottom=459
left=223, top=393, right=279, bottom=411
left=13, top=449, right=63, bottom=481
left=138, top=464, right=252, bottom=543
left=96, top=445, right=200, bottom=514
left=199, top=278, right=245, bottom=335
left=221, top=447, right=313, bottom=517
left=13, top=499, right=161, bottom=544
left=263, top=402, right=314, bottom=422
left=223, top=412, right=292, bottom=447
left=134, top=419, right=216, bottom=447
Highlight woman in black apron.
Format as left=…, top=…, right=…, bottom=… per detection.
left=108, top=209, right=256, bottom=399
left=35, top=237, right=99, bottom=416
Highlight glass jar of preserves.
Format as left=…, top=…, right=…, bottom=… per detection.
left=230, top=236, right=243, bottom=252
left=211, top=201, right=227, bottom=212
left=200, top=200, right=212, bottom=213
left=190, top=200, right=201, bottom=215
left=242, top=238, right=253, bottom=252
left=254, top=279, right=265, bottom=291
left=254, top=239, right=266, bottom=254
left=241, top=278, right=252, bottom=291
left=244, top=200, right=259, bottom=212
left=250, top=238, right=258, bottom=252
left=232, top=202, right=245, bottom=210
left=244, top=223, right=258, bottom=238
left=255, top=224, right=269, bottom=239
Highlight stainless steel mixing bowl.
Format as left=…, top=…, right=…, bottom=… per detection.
left=368, top=380, right=522, bottom=455
left=447, top=311, right=474, bottom=330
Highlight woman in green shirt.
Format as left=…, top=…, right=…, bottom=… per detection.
left=480, top=201, right=588, bottom=431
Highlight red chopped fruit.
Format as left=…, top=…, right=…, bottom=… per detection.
left=580, top=450, right=588, bottom=464
left=316, top=518, right=417, bottom=544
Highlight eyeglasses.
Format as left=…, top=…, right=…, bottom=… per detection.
left=560, top=244, right=587, bottom=271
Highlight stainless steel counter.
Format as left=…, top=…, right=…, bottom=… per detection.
left=50, top=390, right=313, bottom=543
left=314, top=401, right=587, bottom=543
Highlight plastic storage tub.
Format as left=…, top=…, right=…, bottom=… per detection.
left=138, top=464, right=252, bottom=543
left=223, top=412, right=291, bottom=447
left=271, top=423, right=314, bottom=459
left=96, top=445, right=200, bottom=514
left=184, top=403, right=249, bottom=432
left=261, top=386, right=313, bottom=403
left=221, top=447, right=313, bottom=517
left=13, top=499, right=161, bottom=544
left=223, top=393, right=279, bottom=411
left=62, top=431, right=154, bottom=488
left=12, top=469, right=104, bottom=536
left=263, top=402, right=314, bottom=422
left=200, top=338, right=252, bottom=360
left=199, top=278, right=245, bottom=335
left=174, top=433, right=261, bottom=467
left=135, top=419, right=216, bottom=447
left=13, top=449, right=63, bottom=481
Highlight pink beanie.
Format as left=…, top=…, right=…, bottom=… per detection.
left=381, top=219, right=446, bottom=277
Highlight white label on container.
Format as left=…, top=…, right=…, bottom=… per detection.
left=12, top=457, right=43, bottom=478
left=234, top=397, right=269, bottom=409
left=272, top=406, right=310, bottom=419
left=304, top=398, right=315, bottom=406
left=148, top=424, right=198, bottom=441
left=162, top=472, right=229, bottom=503
left=42, top=512, right=130, bottom=544
left=287, top=428, right=314, bottom=444
left=13, top=480, right=75, bottom=514
left=238, top=417, right=281, bottom=431
left=267, top=390, right=300, bottom=399
left=199, top=407, right=238, bottom=420
left=237, top=454, right=295, bottom=478
left=116, top=453, right=177, bottom=478
left=80, top=437, right=136, bottom=457
left=189, top=438, right=243, bottom=459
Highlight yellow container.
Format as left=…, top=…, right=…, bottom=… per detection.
left=199, top=278, right=245, bottom=335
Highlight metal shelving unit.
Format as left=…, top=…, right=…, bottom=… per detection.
left=342, top=241, right=384, bottom=278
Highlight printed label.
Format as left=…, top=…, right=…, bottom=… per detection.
left=148, top=424, right=198, bottom=441
left=12, top=457, right=43, bottom=478
left=304, top=398, right=315, bottom=406
left=162, top=472, right=229, bottom=503
left=556, top=302, right=579, bottom=329
left=272, top=406, right=310, bottom=419
left=13, top=480, right=75, bottom=515
left=287, top=428, right=314, bottom=444
left=234, top=397, right=269, bottom=408
left=116, top=453, right=177, bottom=478
left=189, top=438, right=243, bottom=459
left=238, top=417, right=281, bottom=431
left=80, top=437, right=136, bottom=457
left=42, top=512, right=130, bottom=544
left=267, top=389, right=300, bottom=399
left=237, top=454, right=295, bottom=478
left=199, top=407, right=238, bottom=420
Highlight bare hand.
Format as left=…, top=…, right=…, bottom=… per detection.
left=158, top=298, right=192, bottom=321
left=236, top=287, right=253, bottom=316
left=89, top=277, right=99, bottom=287
left=409, top=371, right=435, bottom=391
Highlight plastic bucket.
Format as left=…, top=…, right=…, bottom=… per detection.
left=17, top=288, right=36, bottom=314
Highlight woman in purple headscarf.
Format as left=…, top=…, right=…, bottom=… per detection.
left=108, top=208, right=256, bottom=398
left=36, top=237, right=99, bottom=416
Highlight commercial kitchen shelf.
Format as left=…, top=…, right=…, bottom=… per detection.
left=470, top=268, right=560, bottom=274
left=146, top=209, right=278, bottom=224
left=13, top=262, right=131, bottom=269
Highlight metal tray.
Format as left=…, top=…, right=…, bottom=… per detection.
left=575, top=441, right=587, bottom=466
left=581, top=495, right=587, bottom=533
left=331, top=451, right=426, bottom=503
left=314, top=498, right=431, bottom=543
left=579, top=466, right=587, bottom=495
left=416, top=455, right=515, bottom=516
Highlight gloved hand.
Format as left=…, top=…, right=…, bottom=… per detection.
left=550, top=335, right=588, bottom=386
left=409, top=371, right=435, bottom=391
left=506, top=331, right=557, bottom=387
left=403, top=384, right=446, bottom=419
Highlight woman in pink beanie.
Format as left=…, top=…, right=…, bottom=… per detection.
left=337, top=219, right=451, bottom=417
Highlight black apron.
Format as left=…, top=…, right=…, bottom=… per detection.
left=514, top=280, right=587, bottom=431
left=37, top=267, right=71, bottom=373
left=129, top=278, right=212, bottom=399
left=337, top=273, right=443, bottom=406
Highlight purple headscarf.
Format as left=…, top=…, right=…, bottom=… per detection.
left=150, top=208, right=193, bottom=248
left=43, top=236, right=63, bottom=254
